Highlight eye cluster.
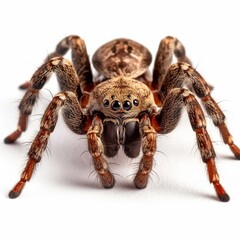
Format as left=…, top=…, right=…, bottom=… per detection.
left=103, top=98, right=139, bottom=111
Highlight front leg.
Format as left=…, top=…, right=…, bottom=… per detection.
left=9, top=91, right=89, bottom=198
left=134, top=115, right=157, bottom=189
left=87, top=115, right=115, bottom=188
left=151, top=88, right=229, bottom=202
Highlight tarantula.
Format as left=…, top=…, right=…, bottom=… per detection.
left=4, top=35, right=240, bottom=201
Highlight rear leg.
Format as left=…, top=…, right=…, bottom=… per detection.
left=19, top=35, right=93, bottom=91
left=152, top=36, right=191, bottom=90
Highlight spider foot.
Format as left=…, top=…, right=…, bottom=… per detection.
left=134, top=171, right=149, bottom=189
left=8, top=180, right=26, bottom=199
left=229, top=143, right=240, bottom=160
left=100, top=170, right=115, bottom=189
left=9, top=190, right=21, bottom=199
left=4, top=130, right=22, bottom=144
left=213, top=182, right=230, bottom=202
left=19, top=81, right=30, bottom=90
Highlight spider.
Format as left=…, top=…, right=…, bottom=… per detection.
left=4, top=35, right=240, bottom=201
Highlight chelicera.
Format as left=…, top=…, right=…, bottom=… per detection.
left=4, top=35, right=240, bottom=201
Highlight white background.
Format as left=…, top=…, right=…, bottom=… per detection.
left=0, top=0, right=240, bottom=239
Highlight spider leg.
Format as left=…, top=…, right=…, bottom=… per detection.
left=151, top=88, right=229, bottom=202
left=152, top=36, right=191, bottom=90
left=202, top=96, right=240, bottom=159
left=134, top=115, right=157, bottom=189
left=159, top=62, right=240, bottom=159
left=9, top=91, right=89, bottom=198
left=4, top=57, right=81, bottom=143
left=87, top=115, right=115, bottom=188
left=19, top=35, right=93, bottom=92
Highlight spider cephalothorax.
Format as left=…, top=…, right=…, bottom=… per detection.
left=4, top=35, right=240, bottom=201
left=88, top=76, right=157, bottom=119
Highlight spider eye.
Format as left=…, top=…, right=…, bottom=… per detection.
left=111, top=100, right=121, bottom=111
left=133, top=99, right=139, bottom=106
left=103, top=99, right=110, bottom=107
left=123, top=100, right=132, bottom=111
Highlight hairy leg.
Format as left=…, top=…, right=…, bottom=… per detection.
left=9, top=91, right=88, bottom=198
left=151, top=88, right=229, bottom=202
left=20, top=35, right=93, bottom=91
left=4, top=57, right=80, bottom=143
left=158, top=62, right=240, bottom=159
left=134, top=115, right=157, bottom=189
left=48, top=35, right=94, bottom=91
left=152, top=36, right=191, bottom=90
left=87, top=115, right=115, bottom=188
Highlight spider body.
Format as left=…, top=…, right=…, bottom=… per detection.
left=92, top=38, right=152, bottom=79
left=88, top=76, right=156, bottom=161
left=4, top=35, right=240, bottom=201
